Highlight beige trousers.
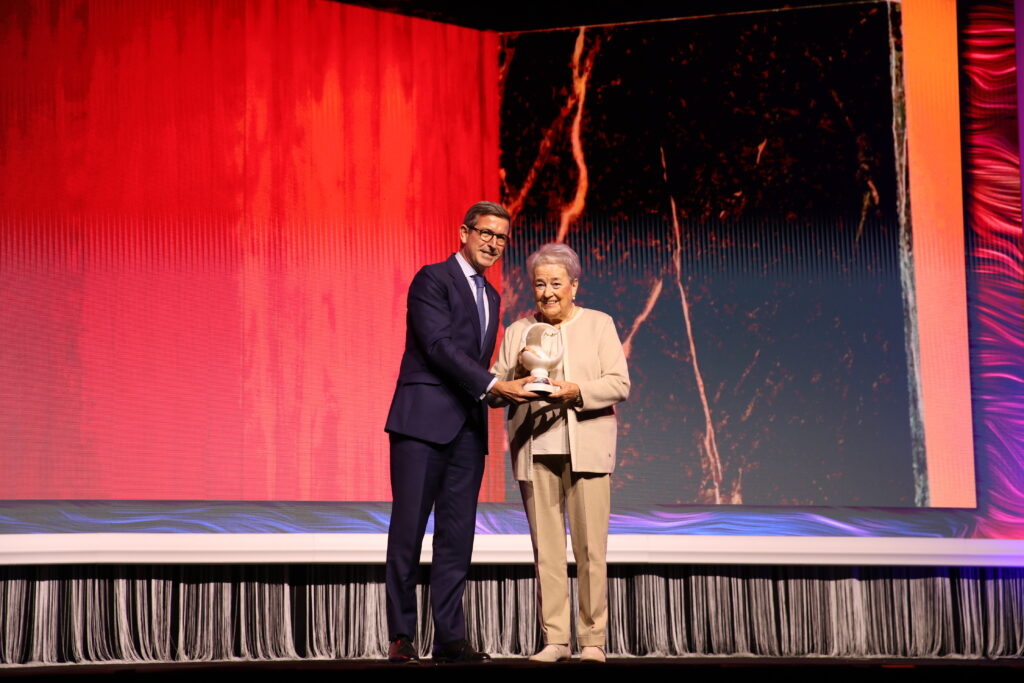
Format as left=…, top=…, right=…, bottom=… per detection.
left=520, top=453, right=610, bottom=648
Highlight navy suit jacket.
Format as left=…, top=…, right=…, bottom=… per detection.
left=385, top=254, right=500, bottom=446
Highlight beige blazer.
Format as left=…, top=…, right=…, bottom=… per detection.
left=490, top=308, right=630, bottom=481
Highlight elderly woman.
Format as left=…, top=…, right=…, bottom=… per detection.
left=490, top=243, right=630, bottom=663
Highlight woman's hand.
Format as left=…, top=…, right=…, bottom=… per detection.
left=545, top=380, right=581, bottom=406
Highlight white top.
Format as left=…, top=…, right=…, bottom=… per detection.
left=529, top=321, right=571, bottom=455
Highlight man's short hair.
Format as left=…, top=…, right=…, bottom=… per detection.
left=463, top=201, right=510, bottom=229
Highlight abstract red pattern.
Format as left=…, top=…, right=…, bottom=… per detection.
left=0, top=0, right=502, bottom=501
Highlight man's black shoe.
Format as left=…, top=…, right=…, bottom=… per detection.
left=431, top=638, right=491, bottom=663
left=388, top=635, right=419, bottom=663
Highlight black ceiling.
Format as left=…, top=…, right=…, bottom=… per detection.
left=338, top=0, right=873, bottom=33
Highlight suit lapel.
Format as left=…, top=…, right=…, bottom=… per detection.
left=446, top=255, right=484, bottom=346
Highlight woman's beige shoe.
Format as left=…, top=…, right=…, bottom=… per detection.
left=580, top=646, right=606, bottom=663
left=528, top=644, right=571, bottom=662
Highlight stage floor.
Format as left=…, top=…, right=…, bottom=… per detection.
left=2, top=657, right=1022, bottom=680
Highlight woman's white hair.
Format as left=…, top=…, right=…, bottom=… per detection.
left=525, top=242, right=581, bottom=281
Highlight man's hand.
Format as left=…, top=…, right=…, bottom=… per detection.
left=489, top=376, right=539, bottom=404
left=544, top=380, right=581, bottom=406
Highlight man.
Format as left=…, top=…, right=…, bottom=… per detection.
left=384, top=201, right=535, bottom=663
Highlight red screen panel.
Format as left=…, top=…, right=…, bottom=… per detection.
left=0, top=0, right=503, bottom=501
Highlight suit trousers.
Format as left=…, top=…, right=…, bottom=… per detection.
left=385, top=425, right=486, bottom=645
left=519, top=453, right=610, bottom=648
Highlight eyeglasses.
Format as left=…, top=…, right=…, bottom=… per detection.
left=463, top=225, right=510, bottom=247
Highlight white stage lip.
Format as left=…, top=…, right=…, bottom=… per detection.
left=1, top=534, right=1023, bottom=567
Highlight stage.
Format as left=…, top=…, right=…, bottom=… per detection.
left=0, top=0, right=1021, bottom=673
left=3, top=657, right=1023, bottom=681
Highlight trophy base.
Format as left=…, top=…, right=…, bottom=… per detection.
left=525, top=381, right=555, bottom=394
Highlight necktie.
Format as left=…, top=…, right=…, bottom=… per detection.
left=471, top=274, right=487, bottom=351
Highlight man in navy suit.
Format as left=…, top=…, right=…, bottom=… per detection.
left=384, top=201, right=535, bottom=663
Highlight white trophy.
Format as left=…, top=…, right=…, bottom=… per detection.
left=519, top=322, right=564, bottom=395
